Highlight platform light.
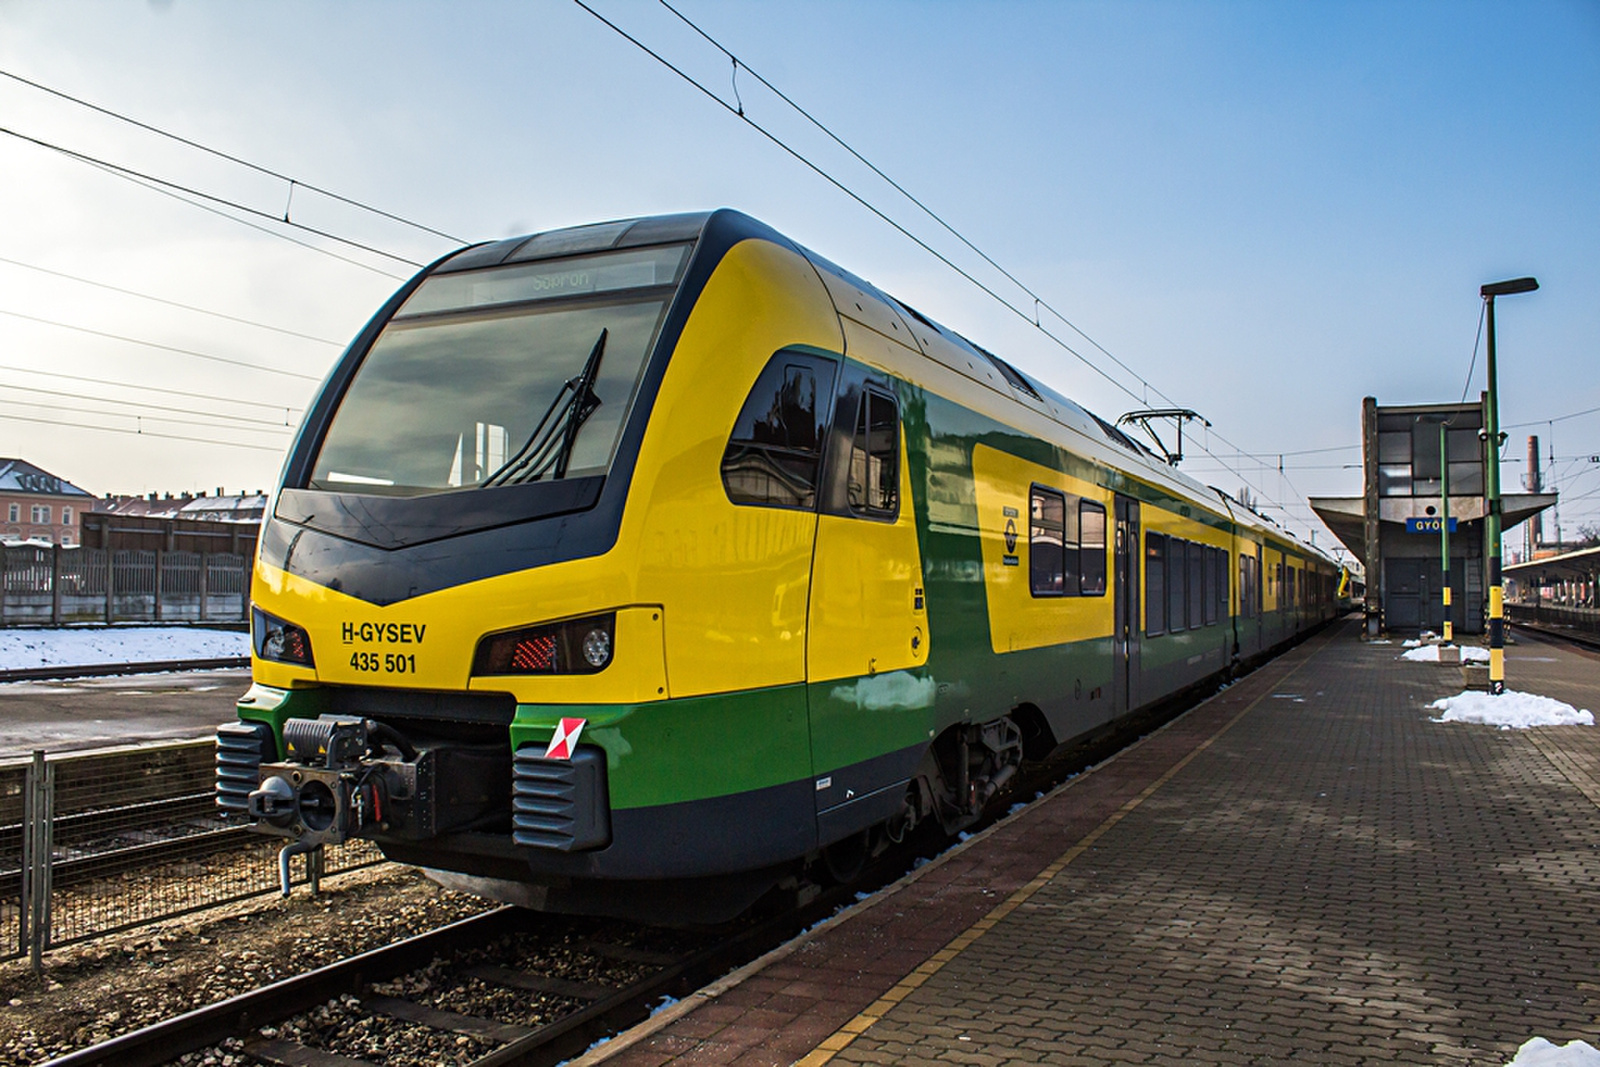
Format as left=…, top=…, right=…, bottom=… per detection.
left=1479, top=276, right=1539, bottom=696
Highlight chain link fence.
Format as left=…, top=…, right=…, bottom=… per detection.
left=2, top=741, right=385, bottom=966
left=0, top=545, right=250, bottom=626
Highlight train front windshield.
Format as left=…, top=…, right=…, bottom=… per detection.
left=308, top=244, right=690, bottom=497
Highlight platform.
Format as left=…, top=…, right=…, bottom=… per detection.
left=582, top=620, right=1600, bottom=1066
left=0, top=668, right=247, bottom=758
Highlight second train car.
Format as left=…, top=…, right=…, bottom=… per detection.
left=217, top=210, right=1338, bottom=921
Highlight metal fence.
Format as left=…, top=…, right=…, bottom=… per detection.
left=1509, top=601, right=1600, bottom=642
left=0, top=545, right=249, bottom=625
left=2, top=741, right=384, bottom=966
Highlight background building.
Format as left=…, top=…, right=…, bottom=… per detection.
left=0, top=458, right=93, bottom=546
left=1311, top=396, right=1556, bottom=635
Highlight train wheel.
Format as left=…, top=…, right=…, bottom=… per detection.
left=822, top=830, right=870, bottom=884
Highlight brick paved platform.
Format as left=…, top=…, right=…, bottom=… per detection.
left=582, top=621, right=1600, bottom=1066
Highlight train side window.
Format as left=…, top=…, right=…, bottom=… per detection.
left=1167, top=537, right=1186, bottom=632
left=1186, top=541, right=1204, bottom=630
left=1203, top=546, right=1219, bottom=626
left=1216, top=548, right=1229, bottom=622
left=721, top=350, right=838, bottom=510
left=1029, top=486, right=1068, bottom=596
left=1145, top=533, right=1166, bottom=635
left=1078, top=500, right=1106, bottom=596
left=847, top=389, right=899, bottom=517
left=1238, top=554, right=1252, bottom=619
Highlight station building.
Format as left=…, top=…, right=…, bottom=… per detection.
left=1310, top=396, right=1555, bottom=636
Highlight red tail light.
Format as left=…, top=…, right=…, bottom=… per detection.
left=473, top=613, right=615, bottom=676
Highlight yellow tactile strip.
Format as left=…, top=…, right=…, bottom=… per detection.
left=793, top=642, right=1326, bottom=1066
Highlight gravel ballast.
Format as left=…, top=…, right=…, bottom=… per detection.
left=0, top=864, right=493, bottom=1066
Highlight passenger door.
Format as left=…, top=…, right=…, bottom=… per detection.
left=1112, top=495, right=1140, bottom=716
left=806, top=362, right=929, bottom=837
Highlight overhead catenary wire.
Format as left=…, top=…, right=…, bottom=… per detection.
left=0, top=307, right=323, bottom=381
left=0, top=67, right=464, bottom=245
left=1506, top=404, right=1600, bottom=430
left=0, top=255, right=345, bottom=346
left=569, top=0, right=1133, bottom=405
left=578, top=1, right=1318, bottom=535
left=656, top=0, right=1164, bottom=405
left=0, top=381, right=298, bottom=428
left=0, top=363, right=304, bottom=415
left=1460, top=301, right=1487, bottom=404
left=73, top=153, right=411, bottom=282
left=0, top=395, right=293, bottom=436
left=0, top=125, right=424, bottom=270
left=0, top=411, right=287, bottom=452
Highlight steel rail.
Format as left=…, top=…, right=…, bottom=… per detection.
left=40, top=906, right=524, bottom=1067
left=0, top=657, right=248, bottom=683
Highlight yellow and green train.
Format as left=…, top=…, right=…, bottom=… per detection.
left=217, top=210, right=1338, bottom=921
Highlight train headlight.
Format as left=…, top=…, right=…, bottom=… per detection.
left=253, top=607, right=315, bottom=667
left=473, top=613, right=616, bottom=676
left=581, top=627, right=612, bottom=669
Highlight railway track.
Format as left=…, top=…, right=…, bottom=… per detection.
left=1513, top=621, right=1600, bottom=654
left=42, top=885, right=860, bottom=1067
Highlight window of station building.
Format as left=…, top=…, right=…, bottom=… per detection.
left=1029, top=486, right=1070, bottom=596
left=1376, top=410, right=1485, bottom=499
left=1145, top=533, right=1167, bottom=636
left=721, top=350, right=839, bottom=510
left=1079, top=500, right=1107, bottom=596
left=847, top=388, right=899, bottom=517
left=30, top=505, right=49, bottom=524
left=62, top=506, right=72, bottom=525
left=5, top=504, right=16, bottom=523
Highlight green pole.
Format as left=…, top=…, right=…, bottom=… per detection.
left=1480, top=276, right=1538, bottom=696
left=1484, top=296, right=1504, bottom=692
left=1440, top=420, right=1452, bottom=644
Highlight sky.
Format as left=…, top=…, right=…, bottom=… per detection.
left=0, top=0, right=1596, bottom=556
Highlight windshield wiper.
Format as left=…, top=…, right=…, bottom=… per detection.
left=482, top=328, right=607, bottom=487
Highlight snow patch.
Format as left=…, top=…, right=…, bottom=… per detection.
left=1429, top=691, right=1594, bottom=730
left=1505, top=1037, right=1600, bottom=1066
left=1403, top=644, right=1490, bottom=663
left=0, top=627, right=250, bottom=670
left=1402, top=639, right=1422, bottom=648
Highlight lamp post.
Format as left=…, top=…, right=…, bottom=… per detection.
left=1480, top=275, right=1538, bottom=695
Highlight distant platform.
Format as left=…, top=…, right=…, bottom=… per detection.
left=584, top=620, right=1600, bottom=1065
left=0, top=668, right=246, bottom=758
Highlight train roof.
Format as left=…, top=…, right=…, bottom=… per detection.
left=432, top=209, right=1333, bottom=565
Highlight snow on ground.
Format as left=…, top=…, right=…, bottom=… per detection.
left=1506, top=1037, right=1600, bottom=1066
left=0, top=627, right=250, bottom=670
left=1430, top=690, right=1594, bottom=730
left=1403, top=644, right=1490, bottom=663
